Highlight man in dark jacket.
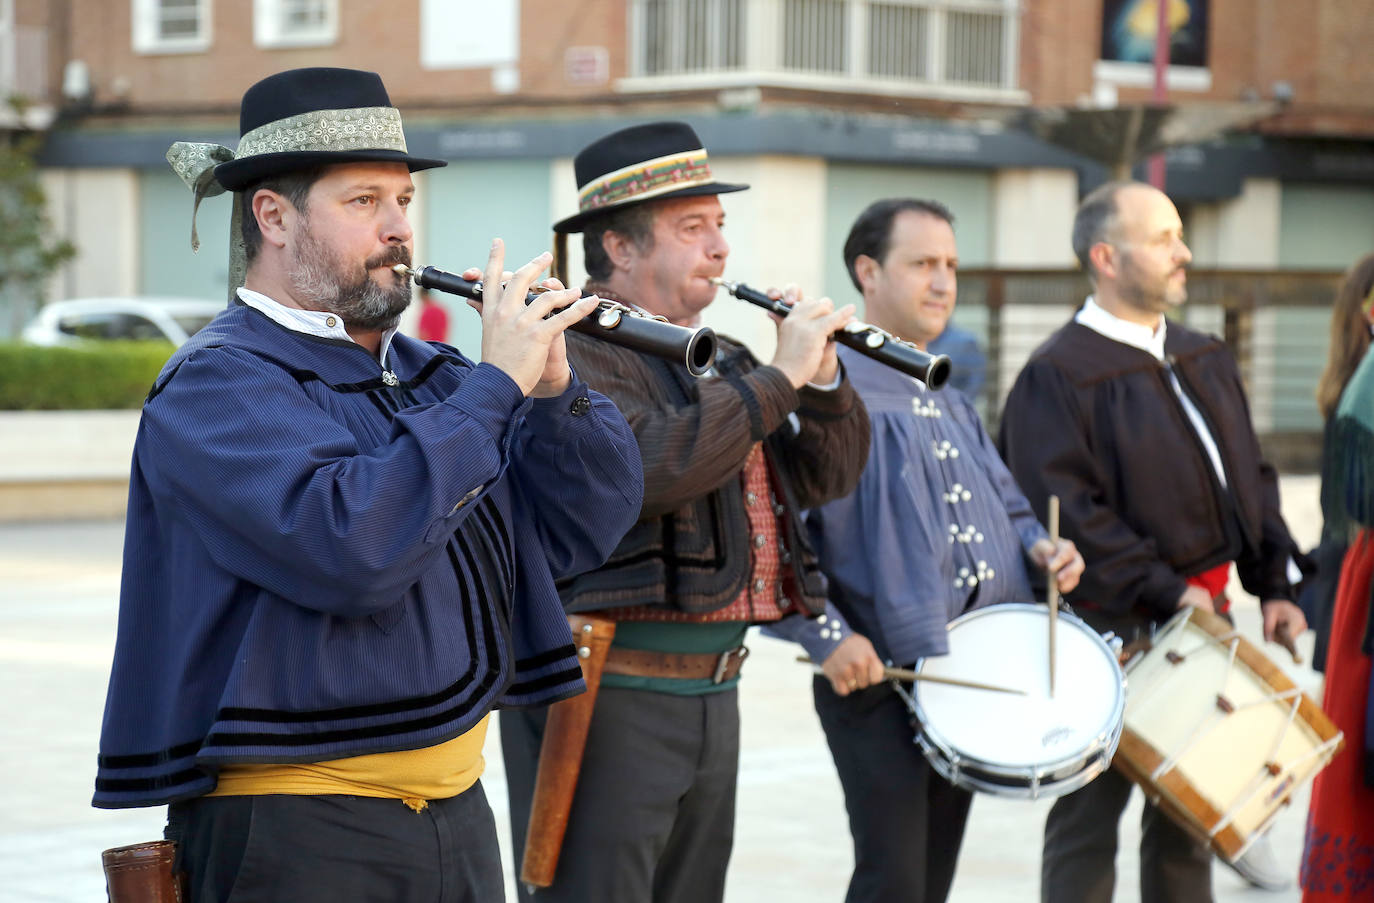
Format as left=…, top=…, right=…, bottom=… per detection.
left=500, top=122, right=874, bottom=903
left=998, top=180, right=1308, bottom=903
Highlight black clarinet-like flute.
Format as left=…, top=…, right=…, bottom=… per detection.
left=711, top=277, right=952, bottom=389
left=396, top=264, right=717, bottom=377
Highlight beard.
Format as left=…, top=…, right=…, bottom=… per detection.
left=1119, top=254, right=1186, bottom=314
left=287, top=222, right=413, bottom=331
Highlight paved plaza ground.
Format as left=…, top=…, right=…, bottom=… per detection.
left=1, top=476, right=1324, bottom=901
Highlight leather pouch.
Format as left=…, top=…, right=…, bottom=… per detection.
left=102, top=840, right=187, bottom=903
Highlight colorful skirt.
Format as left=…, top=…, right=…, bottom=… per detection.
left=1302, top=529, right=1374, bottom=900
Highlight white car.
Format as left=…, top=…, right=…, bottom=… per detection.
left=21, top=297, right=223, bottom=347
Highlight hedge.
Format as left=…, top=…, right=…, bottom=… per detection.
left=0, top=341, right=174, bottom=410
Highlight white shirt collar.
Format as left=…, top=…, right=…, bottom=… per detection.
left=236, top=287, right=398, bottom=366
left=1074, top=295, right=1167, bottom=361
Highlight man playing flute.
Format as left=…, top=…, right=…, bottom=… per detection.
left=500, top=121, right=873, bottom=903
left=94, top=67, right=642, bottom=902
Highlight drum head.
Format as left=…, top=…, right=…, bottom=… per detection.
left=915, top=604, right=1123, bottom=772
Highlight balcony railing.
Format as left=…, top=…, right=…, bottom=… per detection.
left=626, top=0, right=1021, bottom=100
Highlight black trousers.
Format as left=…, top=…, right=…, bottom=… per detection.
left=1041, top=607, right=1213, bottom=903
left=813, top=676, right=973, bottom=903
left=500, top=687, right=740, bottom=903
left=164, top=784, right=504, bottom=903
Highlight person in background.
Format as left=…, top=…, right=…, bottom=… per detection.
left=1301, top=253, right=1374, bottom=673
left=1299, top=254, right=1374, bottom=902
left=927, top=320, right=986, bottom=402
left=417, top=287, right=450, bottom=342
left=999, top=180, right=1308, bottom=903
left=800, top=197, right=1083, bottom=903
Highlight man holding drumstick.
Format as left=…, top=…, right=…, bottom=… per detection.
left=799, top=197, right=1083, bottom=903
left=998, top=181, right=1308, bottom=902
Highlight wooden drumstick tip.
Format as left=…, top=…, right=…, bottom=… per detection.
left=1047, top=495, right=1060, bottom=697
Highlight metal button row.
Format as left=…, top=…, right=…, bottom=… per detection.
left=911, top=398, right=942, bottom=418
left=943, top=482, right=973, bottom=504
left=947, top=523, right=984, bottom=544
left=932, top=439, right=959, bottom=461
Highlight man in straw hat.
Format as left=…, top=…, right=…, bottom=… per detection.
left=94, top=68, right=643, bottom=901
left=499, top=121, right=879, bottom=903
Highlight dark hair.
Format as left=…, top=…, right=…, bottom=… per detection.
left=1317, top=252, right=1374, bottom=418
left=842, top=198, right=955, bottom=293
left=581, top=202, right=658, bottom=281
left=1072, top=181, right=1134, bottom=279
left=239, top=167, right=324, bottom=263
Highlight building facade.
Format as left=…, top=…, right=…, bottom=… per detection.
left=12, top=0, right=1374, bottom=434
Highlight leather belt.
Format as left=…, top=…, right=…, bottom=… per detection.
left=602, top=645, right=750, bottom=684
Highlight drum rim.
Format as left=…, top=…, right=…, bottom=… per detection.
left=915, top=730, right=1117, bottom=799
left=908, top=602, right=1127, bottom=792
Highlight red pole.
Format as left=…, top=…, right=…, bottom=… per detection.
left=1148, top=0, right=1170, bottom=188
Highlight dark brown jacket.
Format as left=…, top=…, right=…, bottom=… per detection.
left=998, top=319, right=1298, bottom=620
left=558, top=331, right=870, bottom=616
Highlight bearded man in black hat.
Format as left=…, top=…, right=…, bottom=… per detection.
left=93, top=68, right=643, bottom=902
left=499, top=122, right=879, bottom=903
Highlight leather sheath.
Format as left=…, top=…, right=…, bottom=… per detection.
left=102, top=840, right=186, bottom=903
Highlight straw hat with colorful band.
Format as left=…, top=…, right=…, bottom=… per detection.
left=553, top=121, right=748, bottom=234
left=165, top=68, right=445, bottom=297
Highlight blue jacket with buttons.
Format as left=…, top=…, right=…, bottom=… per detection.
left=94, top=303, right=643, bottom=808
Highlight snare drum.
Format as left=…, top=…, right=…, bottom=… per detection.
left=897, top=603, right=1126, bottom=800
left=1113, top=606, right=1343, bottom=862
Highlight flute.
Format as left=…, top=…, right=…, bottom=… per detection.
left=395, top=264, right=718, bottom=377
left=711, top=278, right=952, bottom=389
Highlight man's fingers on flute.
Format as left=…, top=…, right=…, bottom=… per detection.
left=541, top=296, right=599, bottom=334
left=502, top=252, right=553, bottom=307
left=521, top=286, right=584, bottom=323
left=482, top=239, right=507, bottom=310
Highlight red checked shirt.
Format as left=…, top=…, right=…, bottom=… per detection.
left=608, top=443, right=804, bottom=624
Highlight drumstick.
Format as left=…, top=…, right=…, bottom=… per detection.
left=1047, top=495, right=1060, bottom=698
left=1275, top=622, right=1304, bottom=666
left=796, top=656, right=1027, bottom=696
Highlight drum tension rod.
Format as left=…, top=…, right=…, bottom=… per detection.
left=1166, top=650, right=1185, bottom=665
left=1215, top=694, right=1236, bottom=714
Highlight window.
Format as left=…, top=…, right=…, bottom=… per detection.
left=782, top=0, right=846, bottom=75
left=626, top=0, right=1020, bottom=95
left=254, top=0, right=338, bottom=49
left=132, top=0, right=212, bottom=54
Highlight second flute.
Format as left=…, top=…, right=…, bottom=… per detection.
left=396, top=264, right=718, bottom=377
left=711, top=278, right=952, bottom=389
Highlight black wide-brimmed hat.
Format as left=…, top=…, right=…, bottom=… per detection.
left=552, top=121, right=748, bottom=234
left=212, top=67, right=445, bottom=191
left=166, top=68, right=446, bottom=300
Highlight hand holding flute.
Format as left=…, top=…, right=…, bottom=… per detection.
left=714, top=277, right=953, bottom=388
left=465, top=240, right=599, bottom=397
left=767, top=284, right=858, bottom=389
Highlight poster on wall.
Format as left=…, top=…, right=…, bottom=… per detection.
left=1100, top=0, right=1210, bottom=69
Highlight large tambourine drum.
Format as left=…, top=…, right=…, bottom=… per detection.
left=1113, top=606, right=1344, bottom=863
left=896, top=603, right=1126, bottom=800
